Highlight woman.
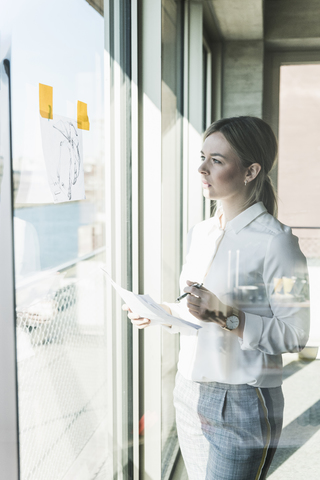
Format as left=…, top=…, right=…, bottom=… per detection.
left=124, top=116, right=310, bottom=479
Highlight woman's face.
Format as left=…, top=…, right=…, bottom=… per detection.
left=199, top=131, right=247, bottom=202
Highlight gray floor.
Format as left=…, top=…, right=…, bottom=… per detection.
left=172, top=351, right=320, bottom=480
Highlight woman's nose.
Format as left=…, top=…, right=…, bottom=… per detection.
left=198, top=159, right=208, bottom=174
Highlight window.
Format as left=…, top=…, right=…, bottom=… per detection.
left=3, top=1, right=112, bottom=478
left=264, top=53, right=320, bottom=478
left=1, top=1, right=209, bottom=478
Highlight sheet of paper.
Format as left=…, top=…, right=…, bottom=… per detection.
left=101, top=267, right=201, bottom=330
left=40, top=114, right=86, bottom=203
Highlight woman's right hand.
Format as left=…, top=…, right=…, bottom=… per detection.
left=122, top=304, right=151, bottom=329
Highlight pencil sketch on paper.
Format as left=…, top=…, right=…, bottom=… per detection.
left=53, top=120, right=81, bottom=200
left=40, top=114, right=86, bottom=203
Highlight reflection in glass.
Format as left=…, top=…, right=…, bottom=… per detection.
left=278, top=64, right=320, bottom=351
left=268, top=63, right=320, bottom=479
left=11, top=0, right=110, bottom=478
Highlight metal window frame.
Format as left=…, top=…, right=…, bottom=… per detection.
left=161, top=0, right=185, bottom=477
left=139, top=1, right=188, bottom=478
left=0, top=2, right=139, bottom=478
left=131, top=0, right=140, bottom=477
left=0, top=53, right=20, bottom=479
left=202, top=36, right=213, bottom=220
left=203, top=36, right=212, bottom=131
left=139, top=0, right=163, bottom=477
left=182, top=0, right=204, bottom=259
left=104, top=0, right=137, bottom=478
left=106, top=1, right=213, bottom=479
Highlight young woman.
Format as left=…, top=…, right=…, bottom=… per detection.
left=124, top=116, right=310, bottom=479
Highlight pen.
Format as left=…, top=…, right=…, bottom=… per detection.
left=175, top=283, right=203, bottom=302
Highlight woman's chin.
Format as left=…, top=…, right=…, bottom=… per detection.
left=203, top=189, right=215, bottom=200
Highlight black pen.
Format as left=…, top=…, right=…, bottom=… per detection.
left=175, top=283, right=203, bottom=302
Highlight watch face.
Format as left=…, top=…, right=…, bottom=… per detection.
left=226, top=315, right=240, bottom=330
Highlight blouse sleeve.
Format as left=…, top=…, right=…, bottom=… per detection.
left=240, top=231, right=310, bottom=354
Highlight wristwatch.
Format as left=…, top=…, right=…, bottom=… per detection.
left=222, top=307, right=240, bottom=331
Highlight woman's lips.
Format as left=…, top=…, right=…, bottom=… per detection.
left=202, top=181, right=211, bottom=188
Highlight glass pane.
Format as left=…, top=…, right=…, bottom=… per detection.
left=271, top=64, right=320, bottom=479
left=161, top=0, right=183, bottom=475
left=278, top=64, right=320, bottom=228
left=11, top=1, right=110, bottom=478
left=278, top=64, right=320, bottom=348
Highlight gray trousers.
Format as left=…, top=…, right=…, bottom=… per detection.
left=174, top=371, right=284, bottom=480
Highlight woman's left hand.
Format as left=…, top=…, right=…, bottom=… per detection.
left=184, top=280, right=227, bottom=326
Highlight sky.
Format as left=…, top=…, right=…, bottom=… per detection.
left=5, top=0, right=104, bottom=189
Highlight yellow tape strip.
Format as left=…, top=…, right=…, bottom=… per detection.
left=77, top=101, right=90, bottom=130
left=39, top=83, right=53, bottom=119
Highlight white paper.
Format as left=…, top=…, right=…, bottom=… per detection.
left=40, top=114, right=86, bottom=203
left=101, top=267, right=201, bottom=330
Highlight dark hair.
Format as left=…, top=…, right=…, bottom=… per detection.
left=204, top=116, right=278, bottom=216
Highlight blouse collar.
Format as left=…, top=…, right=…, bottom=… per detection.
left=213, top=202, right=267, bottom=234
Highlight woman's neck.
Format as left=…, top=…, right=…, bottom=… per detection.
left=221, top=200, right=252, bottom=223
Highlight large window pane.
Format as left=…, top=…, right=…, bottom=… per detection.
left=278, top=64, right=320, bottom=349
left=269, top=63, right=320, bottom=479
left=11, top=1, right=110, bottom=478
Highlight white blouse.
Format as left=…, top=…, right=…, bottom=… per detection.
left=164, top=202, right=310, bottom=388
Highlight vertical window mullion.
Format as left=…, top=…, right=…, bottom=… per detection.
left=105, top=0, right=134, bottom=477
left=140, top=0, right=162, bottom=478
left=130, top=0, right=140, bottom=478
left=0, top=56, right=20, bottom=480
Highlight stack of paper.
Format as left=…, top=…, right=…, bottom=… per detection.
left=101, top=267, right=201, bottom=330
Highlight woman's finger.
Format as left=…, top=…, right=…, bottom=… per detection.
left=187, top=295, right=201, bottom=307
left=131, top=317, right=150, bottom=325
left=131, top=318, right=151, bottom=329
left=122, top=304, right=151, bottom=328
left=128, top=312, right=143, bottom=320
left=185, top=280, right=209, bottom=294
left=184, top=285, right=203, bottom=297
left=188, top=306, right=201, bottom=318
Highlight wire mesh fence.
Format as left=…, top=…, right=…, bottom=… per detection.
left=16, top=266, right=111, bottom=480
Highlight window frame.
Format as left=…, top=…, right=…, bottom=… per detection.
left=104, top=0, right=137, bottom=478
left=0, top=54, right=20, bottom=480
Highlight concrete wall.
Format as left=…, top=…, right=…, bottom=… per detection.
left=211, top=0, right=320, bottom=121
left=222, top=40, right=264, bottom=118
left=210, top=0, right=263, bottom=40
left=265, top=0, right=320, bottom=49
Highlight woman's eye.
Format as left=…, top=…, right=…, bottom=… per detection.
left=212, top=158, right=221, bottom=164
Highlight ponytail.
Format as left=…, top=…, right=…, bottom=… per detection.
left=260, top=176, right=277, bottom=216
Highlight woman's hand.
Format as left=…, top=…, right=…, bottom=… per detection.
left=184, top=280, right=227, bottom=326
left=122, top=304, right=151, bottom=329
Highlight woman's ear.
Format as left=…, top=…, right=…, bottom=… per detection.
left=246, top=163, right=261, bottom=183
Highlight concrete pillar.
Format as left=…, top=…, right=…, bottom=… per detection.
left=222, top=40, right=264, bottom=118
